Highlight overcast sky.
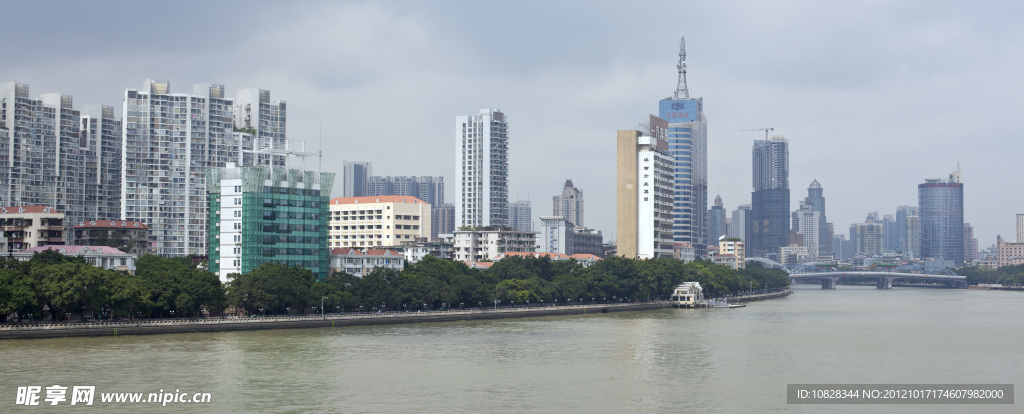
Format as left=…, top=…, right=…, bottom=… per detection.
left=3, top=0, right=1023, bottom=248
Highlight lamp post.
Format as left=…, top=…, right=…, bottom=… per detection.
left=322, top=296, right=327, bottom=319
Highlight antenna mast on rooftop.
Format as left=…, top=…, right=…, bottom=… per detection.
left=674, top=36, right=689, bottom=99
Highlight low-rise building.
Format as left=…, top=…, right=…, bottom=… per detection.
left=14, top=245, right=136, bottom=273
left=453, top=227, right=536, bottom=262
left=0, top=206, right=64, bottom=251
left=996, top=235, right=1024, bottom=268
left=496, top=251, right=603, bottom=268
left=71, top=220, right=151, bottom=257
left=329, top=196, right=431, bottom=249
left=717, top=238, right=745, bottom=269
left=402, top=237, right=455, bottom=263
left=330, top=248, right=405, bottom=277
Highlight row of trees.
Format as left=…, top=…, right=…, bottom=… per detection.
left=1, top=251, right=791, bottom=321
left=225, top=255, right=791, bottom=315
left=956, top=264, right=1024, bottom=286
left=0, top=251, right=223, bottom=322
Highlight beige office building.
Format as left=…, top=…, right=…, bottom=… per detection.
left=616, top=129, right=673, bottom=259
left=329, top=196, right=431, bottom=248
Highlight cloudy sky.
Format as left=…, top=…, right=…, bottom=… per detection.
left=3, top=0, right=1022, bottom=247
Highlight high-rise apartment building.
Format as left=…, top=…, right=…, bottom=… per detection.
left=918, top=168, right=964, bottom=266
left=509, top=200, right=533, bottom=232
left=708, top=195, right=727, bottom=244
left=367, top=175, right=445, bottom=207
left=455, top=109, right=508, bottom=228
left=853, top=217, right=884, bottom=257
left=0, top=82, right=124, bottom=241
left=750, top=135, right=789, bottom=259
left=963, top=223, right=978, bottom=264
left=905, top=214, right=920, bottom=259
left=1016, top=214, right=1024, bottom=243
left=233, top=88, right=288, bottom=167
left=553, top=179, right=584, bottom=227
left=207, top=163, right=334, bottom=282
left=432, top=203, right=455, bottom=239
left=122, top=80, right=237, bottom=256
left=616, top=129, right=674, bottom=259
left=343, top=161, right=372, bottom=197
left=896, top=205, right=917, bottom=254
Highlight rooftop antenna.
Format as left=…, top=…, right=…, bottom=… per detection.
left=318, top=123, right=323, bottom=175
left=674, top=36, right=689, bottom=99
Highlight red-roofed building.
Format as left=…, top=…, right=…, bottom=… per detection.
left=13, top=245, right=136, bottom=273
left=494, top=251, right=602, bottom=267
left=71, top=220, right=151, bottom=258
left=329, top=196, right=431, bottom=249
left=0, top=205, right=64, bottom=251
left=329, top=247, right=405, bottom=277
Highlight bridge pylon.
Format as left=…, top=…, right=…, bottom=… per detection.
left=876, top=277, right=893, bottom=289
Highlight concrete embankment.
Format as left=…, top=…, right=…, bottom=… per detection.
left=724, top=288, right=792, bottom=303
left=0, top=302, right=670, bottom=340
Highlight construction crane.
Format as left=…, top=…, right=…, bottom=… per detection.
left=741, top=128, right=774, bottom=140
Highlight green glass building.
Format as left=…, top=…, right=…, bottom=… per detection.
left=208, top=163, right=335, bottom=281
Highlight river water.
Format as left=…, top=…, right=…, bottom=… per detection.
left=2, top=284, right=1021, bottom=413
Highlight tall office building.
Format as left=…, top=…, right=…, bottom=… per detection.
left=905, top=215, right=920, bottom=259
left=804, top=180, right=829, bottom=255
left=509, top=200, right=533, bottom=232
left=708, top=195, right=727, bottom=244
left=0, top=82, right=121, bottom=241
left=122, top=80, right=236, bottom=256
left=918, top=168, right=964, bottom=266
left=553, top=179, right=584, bottom=227
left=882, top=214, right=899, bottom=252
left=343, top=161, right=372, bottom=197
left=853, top=217, right=884, bottom=257
left=455, top=109, right=508, bottom=228
left=750, top=135, right=789, bottom=259
left=659, top=37, right=708, bottom=257
left=432, top=203, right=455, bottom=239
left=616, top=129, right=673, bottom=259
left=730, top=204, right=751, bottom=242
left=1016, top=214, right=1024, bottom=242
left=207, top=163, right=334, bottom=282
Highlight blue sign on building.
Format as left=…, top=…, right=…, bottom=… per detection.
left=659, top=99, right=698, bottom=123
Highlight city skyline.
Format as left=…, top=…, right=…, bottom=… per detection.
left=2, top=1, right=1022, bottom=247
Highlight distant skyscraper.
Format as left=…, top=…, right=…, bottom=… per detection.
left=366, top=176, right=445, bottom=207
left=455, top=109, right=508, bottom=228
left=616, top=129, right=673, bottom=259
left=918, top=168, right=964, bottom=265
left=343, top=161, right=372, bottom=197
left=804, top=180, right=828, bottom=255
left=432, top=203, right=455, bottom=239
left=553, top=179, right=584, bottom=227
left=964, top=223, right=978, bottom=264
left=730, top=204, right=751, bottom=242
left=750, top=135, right=789, bottom=259
left=509, top=200, right=532, bottom=232
left=854, top=216, right=884, bottom=257
left=882, top=214, right=898, bottom=252
left=906, top=214, right=920, bottom=259
left=794, top=203, right=820, bottom=258
left=658, top=36, right=708, bottom=258
left=708, top=195, right=727, bottom=244
left=896, top=205, right=917, bottom=253
left=121, top=80, right=237, bottom=256
left=233, top=88, right=288, bottom=167
left=1017, top=214, right=1024, bottom=243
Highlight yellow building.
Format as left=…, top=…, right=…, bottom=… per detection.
left=329, top=196, right=431, bottom=248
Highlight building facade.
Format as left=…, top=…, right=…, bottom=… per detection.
left=708, top=195, right=727, bottom=245
left=730, top=204, right=751, bottom=242
left=432, top=203, right=455, bottom=240
left=452, top=227, right=536, bottom=262
left=658, top=98, right=707, bottom=258
left=207, top=163, right=334, bottom=282
left=853, top=218, right=884, bottom=257
left=13, top=245, right=136, bottom=273
left=996, top=235, right=1024, bottom=268
left=366, top=175, right=445, bottom=207
left=329, top=248, right=405, bottom=277
left=71, top=219, right=150, bottom=258
left=233, top=88, right=288, bottom=168
left=616, top=129, right=674, bottom=259
left=0, top=205, right=64, bottom=251
left=553, top=179, right=584, bottom=227
left=455, top=109, right=508, bottom=228
left=538, top=216, right=574, bottom=255
left=572, top=227, right=604, bottom=257
left=328, top=196, right=431, bottom=249
left=794, top=203, right=820, bottom=258
left=750, top=135, right=790, bottom=260
left=805, top=180, right=830, bottom=255
left=918, top=169, right=964, bottom=266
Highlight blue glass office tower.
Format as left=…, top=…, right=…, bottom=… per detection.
left=750, top=136, right=789, bottom=260
left=658, top=98, right=707, bottom=258
left=918, top=169, right=964, bottom=266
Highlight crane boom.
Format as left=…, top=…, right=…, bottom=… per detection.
left=740, top=127, right=774, bottom=140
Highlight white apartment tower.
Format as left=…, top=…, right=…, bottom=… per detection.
left=553, top=179, right=584, bottom=227
left=233, top=88, right=288, bottom=167
left=122, top=80, right=236, bottom=256
left=795, top=203, right=820, bottom=258
left=455, top=109, right=508, bottom=228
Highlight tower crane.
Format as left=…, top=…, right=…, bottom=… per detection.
left=741, top=128, right=774, bottom=140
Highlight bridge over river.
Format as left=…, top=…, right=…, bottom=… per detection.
left=745, top=258, right=967, bottom=289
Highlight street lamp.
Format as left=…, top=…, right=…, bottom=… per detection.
left=494, top=300, right=499, bottom=311
left=322, top=296, right=328, bottom=319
